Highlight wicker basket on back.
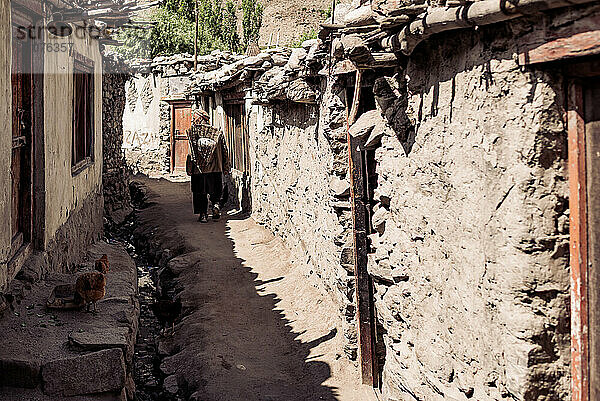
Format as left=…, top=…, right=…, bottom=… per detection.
left=187, top=123, right=222, bottom=173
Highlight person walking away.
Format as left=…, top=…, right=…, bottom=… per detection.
left=186, top=110, right=231, bottom=222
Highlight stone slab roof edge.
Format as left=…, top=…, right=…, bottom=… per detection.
left=184, top=41, right=325, bottom=104
left=372, top=0, right=600, bottom=54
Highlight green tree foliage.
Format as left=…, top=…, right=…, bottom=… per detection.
left=289, top=28, right=317, bottom=48
left=241, top=0, right=263, bottom=50
left=116, top=0, right=257, bottom=59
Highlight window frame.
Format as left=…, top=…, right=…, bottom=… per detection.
left=71, top=52, right=95, bottom=175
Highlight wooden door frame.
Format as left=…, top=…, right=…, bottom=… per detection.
left=569, top=77, right=589, bottom=401
left=516, top=16, right=600, bottom=399
left=8, top=2, right=44, bottom=277
left=346, top=70, right=376, bottom=386
left=567, top=60, right=600, bottom=401
left=223, top=96, right=248, bottom=173
left=167, top=99, right=192, bottom=173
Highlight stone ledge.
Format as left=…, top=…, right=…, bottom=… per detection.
left=42, top=348, right=126, bottom=396
left=0, top=241, right=139, bottom=400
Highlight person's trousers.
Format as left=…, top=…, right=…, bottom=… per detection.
left=191, top=172, right=223, bottom=215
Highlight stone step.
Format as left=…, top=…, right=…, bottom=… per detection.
left=0, top=358, right=41, bottom=388
left=41, top=348, right=126, bottom=397
left=0, top=242, right=139, bottom=401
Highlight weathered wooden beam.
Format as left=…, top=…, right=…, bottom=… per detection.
left=378, top=14, right=411, bottom=29
left=381, top=0, right=600, bottom=55
left=346, top=71, right=376, bottom=386
left=569, top=80, right=589, bottom=401
left=518, top=13, right=600, bottom=65
left=356, top=52, right=400, bottom=69
left=341, top=24, right=380, bottom=35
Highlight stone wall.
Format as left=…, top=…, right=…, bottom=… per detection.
left=45, top=191, right=104, bottom=275
left=103, top=53, right=132, bottom=224
left=368, top=23, right=570, bottom=401
left=123, top=72, right=172, bottom=176
left=122, top=53, right=243, bottom=177
left=249, top=80, right=358, bottom=358
left=172, top=3, right=582, bottom=394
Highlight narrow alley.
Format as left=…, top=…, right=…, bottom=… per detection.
left=0, top=0, right=599, bottom=399
left=132, top=177, right=374, bottom=401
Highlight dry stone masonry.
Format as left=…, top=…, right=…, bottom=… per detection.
left=103, top=53, right=132, bottom=225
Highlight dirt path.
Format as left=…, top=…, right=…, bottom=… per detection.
left=134, top=177, right=375, bottom=401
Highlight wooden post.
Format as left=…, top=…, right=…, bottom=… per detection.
left=194, top=0, right=198, bottom=71
left=347, top=70, right=375, bottom=386
left=331, top=0, right=336, bottom=24
left=569, top=80, right=589, bottom=401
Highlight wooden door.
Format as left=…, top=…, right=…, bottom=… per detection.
left=10, top=14, right=33, bottom=253
left=224, top=102, right=249, bottom=173
left=171, top=104, right=192, bottom=172
left=585, top=77, right=600, bottom=400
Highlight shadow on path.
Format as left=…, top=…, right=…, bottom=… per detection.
left=135, top=176, right=341, bottom=401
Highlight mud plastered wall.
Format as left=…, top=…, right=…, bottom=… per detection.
left=369, top=25, right=570, bottom=400
left=249, top=78, right=359, bottom=358
left=122, top=71, right=191, bottom=176
left=122, top=73, right=167, bottom=175
left=43, top=29, right=104, bottom=271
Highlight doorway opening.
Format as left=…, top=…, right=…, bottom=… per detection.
left=10, top=8, right=34, bottom=262
left=169, top=100, right=193, bottom=173
left=346, top=71, right=386, bottom=389
left=566, top=58, right=600, bottom=401
left=223, top=92, right=249, bottom=174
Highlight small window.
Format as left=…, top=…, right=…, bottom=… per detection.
left=72, top=54, right=94, bottom=172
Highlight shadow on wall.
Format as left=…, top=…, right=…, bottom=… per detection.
left=135, top=177, right=339, bottom=400
left=225, top=170, right=252, bottom=214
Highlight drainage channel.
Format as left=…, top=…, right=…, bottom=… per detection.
left=106, top=213, right=182, bottom=401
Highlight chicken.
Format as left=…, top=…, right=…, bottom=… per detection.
left=151, top=298, right=182, bottom=336
left=75, top=255, right=109, bottom=314
left=94, top=254, right=110, bottom=274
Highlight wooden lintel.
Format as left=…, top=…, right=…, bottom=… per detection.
left=356, top=52, right=400, bottom=69
left=518, top=13, right=600, bottom=65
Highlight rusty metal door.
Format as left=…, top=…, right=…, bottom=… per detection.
left=171, top=104, right=192, bottom=172
left=11, top=14, right=33, bottom=253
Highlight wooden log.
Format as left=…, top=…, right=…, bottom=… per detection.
left=518, top=13, right=600, bottom=65
left=341, top=24, right=381, bottom=35
left=372, top=0, right=428, bottom=18
left=364, top=30, right=388, bottom=44
left=381, top=0, right=599, bottom=55
left=320, top=23, right=345, bottom=30
left=356, top=52, right=400, bottom=69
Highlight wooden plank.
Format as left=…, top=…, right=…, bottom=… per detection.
left=347, top=71, right=375, bottom=386
left=518, top=14, right=600, bottom=65
left=569, top=80, right=589, bottom=401
left=11, top=0, right=43, bottom=16
left=584, top=78, right=600, bottom=401
left=170, top=105, right=175, bottom=172
left=32, top=22, right=45, bottom=250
